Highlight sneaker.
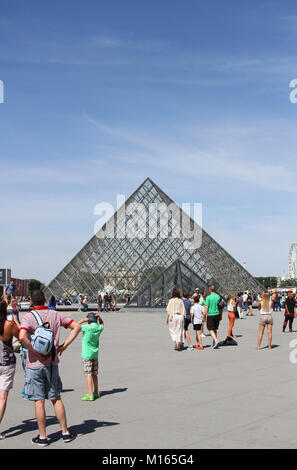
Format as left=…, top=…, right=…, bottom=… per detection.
left=0, top=433, right=5, bottom=440
left=81, top=394, right=94, bottom=401
left=62, top=432, right=76, bottom=443
left=31, top=435, right=49, bottom=447
left=193, top=344, right=199, bottom=349
left=212, top=341, right=220, bottom=349
left=20, top=389, right=26, bottom=396
left=23, top=395, right=30, bottom=400
left=200, top=334, right=206, bottom=338
left=198, top=346, right=204, bottom=350
left=187, top=346, right=194, bottom=350
left=93, top=392, right=100, bottom=399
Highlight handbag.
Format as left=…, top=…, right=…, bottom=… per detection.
left=12, top=337, right=21, bottom=353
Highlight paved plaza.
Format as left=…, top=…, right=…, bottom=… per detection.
left=1, top=307, right=297, bottom=449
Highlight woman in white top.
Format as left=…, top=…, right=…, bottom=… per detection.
left=257, top=292, right=273, bottom=350
left=227, top=294, right=236, bottom=339
left=166, top=289, right=186, bottom=351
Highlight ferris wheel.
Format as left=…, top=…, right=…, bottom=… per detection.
left=288, top=243, right=297, bottom=279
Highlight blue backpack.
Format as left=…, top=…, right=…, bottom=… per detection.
left=30, top=311, right=54, bottom=356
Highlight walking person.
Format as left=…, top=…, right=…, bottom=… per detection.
left=4, top=281, right=16, bottom=298
left=77, top=294, right=82, bottom=312
left=236, top=293, right=244, bottom=319
left=247, top=293, right=254, bottom=316
left=283, top=292, right=296, bottom=333
left=190, top=296, right=204, bottom=349
left=82, top=296, right=88, bottom=313
left=257, top=291, right=273, bottom=350
left=78, top=312, right=104, bottom=401
left=276, top=293, right=281, bottom=312
left=182, top=291, right=194, bottom=350
left=103, top=293, right=110, bottom=312
left=19, top=289, right=81, bottom=446
left=97, top=294, right=103, bottom=313
left=4, top=293, right=20, bottom=323
left=166, top=289, right=186, bottom=351
left=242, top=291, right=248, bottom=313
left=48, top=295, right=57, bottom=311
left=203, top=285, right=222, bottom=349
left=111, top=295, right=117, bottom=312
left=227, top=294, right=237, bottom=339
left=199, top=291, right=207, bottom=337
left=0, top=300, right=20, bottom=440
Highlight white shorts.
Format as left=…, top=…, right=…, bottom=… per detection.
left=0, top=365, right=16, bottom=391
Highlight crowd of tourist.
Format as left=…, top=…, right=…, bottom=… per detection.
left=166, top=286, right=297, bottom=351
left=0, top=279, right=296, bottom=446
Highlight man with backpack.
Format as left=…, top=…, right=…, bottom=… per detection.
left=19, top=289, right=81, bottom=446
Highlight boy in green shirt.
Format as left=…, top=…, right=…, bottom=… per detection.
left=78, top=312, right=104, bottom=401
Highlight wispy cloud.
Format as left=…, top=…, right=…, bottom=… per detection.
left=86, top=115, right=297, bottom=194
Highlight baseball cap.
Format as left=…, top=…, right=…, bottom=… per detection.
left=87, top=312, right=98, bottom=323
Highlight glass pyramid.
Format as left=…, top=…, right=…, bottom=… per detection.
left=44, top=178, right=263, bottom=306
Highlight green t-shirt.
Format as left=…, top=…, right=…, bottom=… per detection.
left=205, top=293, right=221, bottom=316
left=81, top=323, right=104, bottom=360
left=199, top=297, right=206, bottom=306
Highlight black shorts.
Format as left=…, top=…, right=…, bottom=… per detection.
left=207, top=314, right=221, bottom=331
left=193, top=323, right=202, bottom=331
left=184, top=318, right=192, bottom=331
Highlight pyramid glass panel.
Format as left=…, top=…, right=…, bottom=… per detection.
left=44, top=178, right=264, bottom=306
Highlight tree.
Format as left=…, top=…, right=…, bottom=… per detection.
left=280, top=279, right=297, bottom=288
left=254, top=276, right=277, bottom=289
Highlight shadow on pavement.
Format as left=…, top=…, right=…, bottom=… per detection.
left=100, top=387, right=128, bottom=397
left=48, top=419, right=120, bottom=443
left=4, top=416, right=57, bottom=438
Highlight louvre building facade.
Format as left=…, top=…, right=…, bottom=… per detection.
left=45, top=178, right=263, bottom=307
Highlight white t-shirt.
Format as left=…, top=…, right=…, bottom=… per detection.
left=242, top=294, right=248, bottom=302
left=190, top=304, right=204, bottom=325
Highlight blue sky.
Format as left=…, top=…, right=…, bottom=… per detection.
left=1, top=0, right=297, bottom=284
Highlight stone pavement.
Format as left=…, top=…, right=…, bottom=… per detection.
left=1, top=307, right=297, bottom=449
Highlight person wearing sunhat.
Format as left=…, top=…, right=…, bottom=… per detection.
left=78, top=312, right=104, bottom=401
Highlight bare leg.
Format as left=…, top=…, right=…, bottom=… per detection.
left=51, top=398, right=68, bottom=434
left=0, top=390, right=9, bottom=426
left=185, top=330, right=192, bottom=346
left=35, top=400, right=47, bottom=438
left=86, top=376, right=93, bottom=396
left=257, top=324, right=265, bottom=349
left=267, top=324, right=273, bottom=349
left=197, top=331, right=202, bottom=347
left=228, top=312, right=235, bottom=337
left=93, top=375, right=98, bottom=394
left=210, top=329, right=217, bottom=343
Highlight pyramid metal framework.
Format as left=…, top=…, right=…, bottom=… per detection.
left=45, top=178, right=263, bottom=306
left=132, top=259, right=210, bottom=308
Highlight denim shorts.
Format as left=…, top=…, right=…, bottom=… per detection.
left=24, top=365, right=62, bottom=401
